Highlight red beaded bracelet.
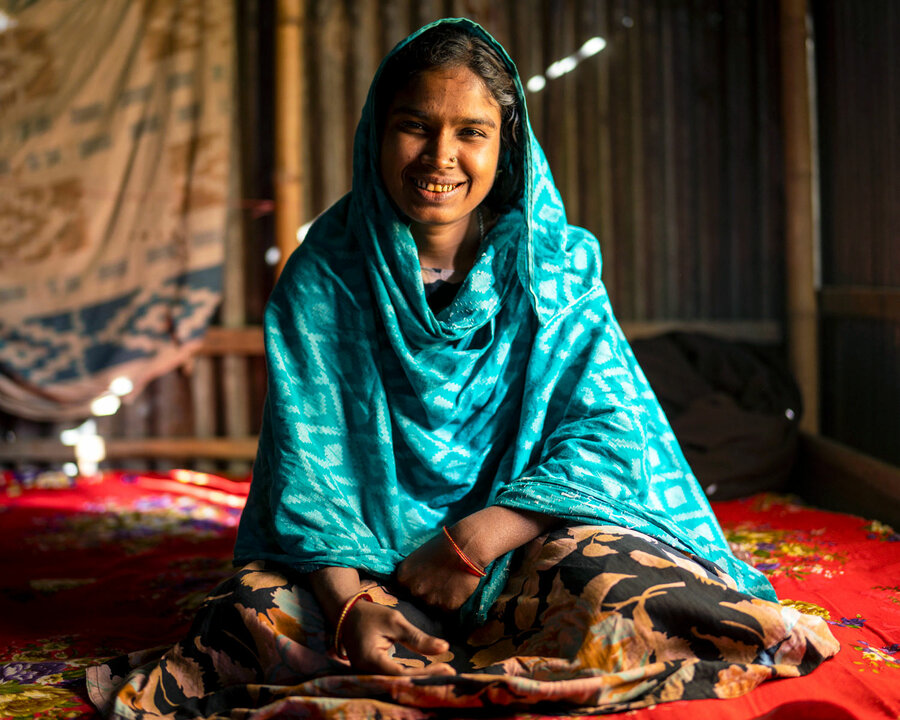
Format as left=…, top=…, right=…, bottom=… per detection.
left=333, top=590, right=373, bottom=659
left=442, top=526, right=486, bottom=578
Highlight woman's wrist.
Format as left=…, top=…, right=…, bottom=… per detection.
left=448, top=506, right=559, bottom=569
left=332, top=590, right=373, bottom=658
left=309, top=566, right=363, bottom=627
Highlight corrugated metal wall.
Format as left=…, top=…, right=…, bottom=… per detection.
left=289, top=0, right=785, bottom=323
left=813, top=0, right=900, bottom=466
left=3, top=0, right=792, bottom=471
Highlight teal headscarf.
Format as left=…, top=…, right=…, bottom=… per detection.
left=235, top=18, right=776, bottom=624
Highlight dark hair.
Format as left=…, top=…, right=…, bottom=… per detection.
left=375, top=24, right=523, bottom=212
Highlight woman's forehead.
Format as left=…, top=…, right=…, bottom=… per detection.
left=388, top=66, right=500, bottom=113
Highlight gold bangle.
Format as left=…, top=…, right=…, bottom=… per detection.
left=333, top=590, right=373, bottom=659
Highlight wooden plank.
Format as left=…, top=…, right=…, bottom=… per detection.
left=819, top=287, right=900, bottom=321
left=779, top=0, right=819, bottom=432
left=796, top=432, right=900, bottom=528
left=0, top=437, right=258, bottom=463
left=619, top=319, right=782, bottom=343
left=198, top=326, right=265, bottom=355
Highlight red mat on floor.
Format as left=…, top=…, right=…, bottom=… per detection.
left=1, top=470, right=898, bottom=719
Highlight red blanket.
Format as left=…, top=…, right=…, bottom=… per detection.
left=1, top=471, right=898, bottom=719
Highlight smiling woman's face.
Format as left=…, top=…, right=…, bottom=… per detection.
left=379, top=65, right=502, bottom=240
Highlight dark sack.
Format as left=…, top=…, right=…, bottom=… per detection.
left=630, top=332, right=802, bottom=500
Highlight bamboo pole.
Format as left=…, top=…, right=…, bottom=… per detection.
left=779, top=0, right=819, bottom=433
left=222, top=20, right=251, bottom=474
left=275, top=0, right=304, bottom=277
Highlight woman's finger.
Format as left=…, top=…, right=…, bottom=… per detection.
left=344, top=604, right=455, bottom=676
left=390, top=613, right=451, bottom=657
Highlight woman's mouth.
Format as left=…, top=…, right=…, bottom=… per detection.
left=412, top=178, right=464, bottom=194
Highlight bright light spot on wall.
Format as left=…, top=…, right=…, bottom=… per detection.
left=58, top=420, right=106, bottom=477
left=76, top=435, right=106, bottom=476
left=265, top=246, right=281, bottom=266
left=526, top=35, right=607, bottom=93
left=579, top=36, right=607, bottom=57
left=526, top=75, right=547, bottom=93
left=60, top=427, right=81, bottom=446
left=0, top=11, right=17, bottom=32
left=546, top=56, right=578, bottom=80
left=109, top=376, right=134, bottom=396
left=91, top=392, right=121, bottom=416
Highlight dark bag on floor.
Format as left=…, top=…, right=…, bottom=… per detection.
left=631, top=332, right=802, bottom=500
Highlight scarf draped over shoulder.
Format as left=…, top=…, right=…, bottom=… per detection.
left=235, top=18, right=776, bottom=624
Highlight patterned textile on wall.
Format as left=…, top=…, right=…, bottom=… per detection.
left=0, top=0, right=234, bottom=420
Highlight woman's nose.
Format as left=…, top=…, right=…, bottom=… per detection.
left=422, top=132, right=457, bottom=168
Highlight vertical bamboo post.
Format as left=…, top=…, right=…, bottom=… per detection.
left=221, top=6, right=250, bottom=475
left=780, top=0, right=819, bottom=432
left=275, top=0, right=304, bottom=278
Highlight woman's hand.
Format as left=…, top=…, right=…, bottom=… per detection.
left=395, top=532, right=483, bottom=611
left=310, top=566, right=453, bottom=675
left=340, top=599, right=454, bottom=676
left=397, top=506, right=561, bottom=611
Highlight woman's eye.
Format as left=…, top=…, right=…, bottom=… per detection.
left=399, top=120, right=426, bottom=132
left=460, top=128, right=486, bottom=138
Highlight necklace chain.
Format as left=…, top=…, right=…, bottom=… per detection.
left=477, top=207, right=484, bottom=244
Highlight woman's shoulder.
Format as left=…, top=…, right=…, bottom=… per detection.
left=278, top=197, right=363, bottom=282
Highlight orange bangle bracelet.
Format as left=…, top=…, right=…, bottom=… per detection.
left=442, top=526, right=486, bottom=578
left=333, top=590, right=373, bottom=659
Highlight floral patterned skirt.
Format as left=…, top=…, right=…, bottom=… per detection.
left=87, top=525, right=838, bottom=719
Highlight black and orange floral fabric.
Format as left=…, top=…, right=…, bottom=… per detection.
left=87, top=525, right=837, bottom=718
